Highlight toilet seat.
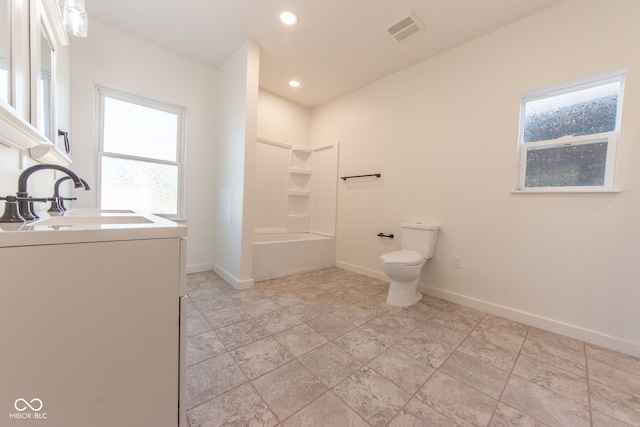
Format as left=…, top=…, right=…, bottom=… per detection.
left=380, top=250, right=424, bottom=266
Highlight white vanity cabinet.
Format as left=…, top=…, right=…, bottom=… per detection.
left=0, top=213, right=187, bottom=426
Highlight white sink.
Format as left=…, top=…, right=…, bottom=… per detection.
left=33, top=215, right=153, bottom=227
left=62, top=209, right=137, bottom=216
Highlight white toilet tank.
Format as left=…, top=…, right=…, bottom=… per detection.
left=401, top=223, right=440, bottom=259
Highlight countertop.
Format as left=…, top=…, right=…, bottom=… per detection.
left=0, top=209, right=187, bottom=247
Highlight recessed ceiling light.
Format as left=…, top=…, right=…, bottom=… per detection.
left=280, top=10, right=298, bottom=25
left=289, top=80, right=301, bottom=88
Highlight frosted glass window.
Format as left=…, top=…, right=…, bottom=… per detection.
left=101, top=156, right=178, bottom=215
left=103, top=97, right=178, bottom=162
left=98, top=87, right=185, bottom=218
left=516, top=71, right=624, bottom=192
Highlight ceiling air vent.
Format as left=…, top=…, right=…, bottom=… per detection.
left=385, top=12, right=425, bottom=42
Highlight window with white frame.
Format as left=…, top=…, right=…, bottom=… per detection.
left=97, top=87, right=186, bottom=218
left=516, top=71, right=625, bottom=192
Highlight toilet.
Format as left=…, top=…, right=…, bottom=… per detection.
left=380, top=223, right=440, bottom=307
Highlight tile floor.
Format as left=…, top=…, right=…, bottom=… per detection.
left=185, top=268, right=640, bottom=427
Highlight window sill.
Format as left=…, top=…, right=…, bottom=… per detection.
left=511, top=188, right=621, bottom=194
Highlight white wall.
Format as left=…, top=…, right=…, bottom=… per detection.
left=258, top=89, right=311, bottom=147
left=70, top=20, right=218, bottom=272
left=310, top=0, right=640, bottom=356
left=213, top=41, right=260, bottom=289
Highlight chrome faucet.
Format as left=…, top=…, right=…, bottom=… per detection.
left=17, top=165, right=85, bottom=220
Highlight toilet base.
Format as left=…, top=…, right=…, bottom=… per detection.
left=386, top=279, right=422, bottom=307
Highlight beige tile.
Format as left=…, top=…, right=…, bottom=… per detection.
left=283, top=391, right=369, bottom=427
left=271, top=292, right=307, bottom=308
left=252, top=360, right=327, bottom=420
left=431, top=309, right=483, bottom=333
left=527, top=327, right=585, bottom=355
left=402, top=300, right=442, bottom=320
left=417, top=371, right=497, bottom=427
left=420, top=294, right=451, bottom=309
left=490, top=403, right=547, bottom=426
left=512, top=354, right=589, bottom=405
left=332, top=288, right=370, bottom=304
left=377, top=311, right=425, bottom=331
left=187, top=312, right=212, bottom=337
left=589, top=359, right=640, bottom=396
left=286, top=302, right=329, bottom=322
left=469, top=324, right=525, bottom=352
left=239, top=298, right=282, bottom=317
left=203, top=306, right=251, bottom=328
left=299, top=342, right=362, bottom=387
left=477, top=314, right=529, bottom=339
left=333, top=303, right=383, bottom=326
left=306, top=313, right=356, bottom=340
left=360, top=317, right=412, bottom=345
left=394, top=331, right=457, bottom=369
left=589, top=379, right=640, bottom=426
left=521, top=338, right=586, bottom=377
left=368, top=347, right=434, bottom=394
left=254, top=309, right=303, bottom=334
left=334, top=328, right=390, bottom=363
left=187, top=382, right=278, bottom=427
left=439, top=350, right=509, bottom=399
left=388, top=397, right=458, bottom=426
left=186, top=352, right=247, bottom=410
left=458, top=334, right=519, bottom=372
left=591, top=409, right=638, bottom=427
left=231, top=336, right=294, bottom=380
left=214, top=318, right=269, bottom=350
left=273, top=323, right=328, bottom=357
left=186, top=330, right=226, bottom=366
left=501, top=375, right=590, bottom=426
left=413, top=319, right=467, bottom=348
left=333, top=366, right=411, bottom=427
left=586, top=343, right=640, bottom=376
left=442, top=303, right=487, bottom=323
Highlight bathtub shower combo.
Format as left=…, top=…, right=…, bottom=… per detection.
left=253, top=137, right=339, bottom=281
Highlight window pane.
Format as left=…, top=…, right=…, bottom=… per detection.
left=524, top=82, right=619, bottom=143
left=101, top=156, right=178, bottom=215
left=524, top=142, right=607, bottom=188
left=103, top=97, right=178, bottom=162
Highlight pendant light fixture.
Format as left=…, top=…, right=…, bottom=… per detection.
left=62, top=0, right=88, bottom=37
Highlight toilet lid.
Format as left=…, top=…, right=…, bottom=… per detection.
left=380, top=250, right=424, bottom=265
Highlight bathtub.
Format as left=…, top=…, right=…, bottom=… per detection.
left=253, top=233, right=336, bottom=282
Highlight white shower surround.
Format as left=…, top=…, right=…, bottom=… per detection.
left=253, top=137, right=339, bottom=281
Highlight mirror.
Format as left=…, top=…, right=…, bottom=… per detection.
left=0, top=0, right=10, bottom=103
left=37, top=23, right=54, bottom=140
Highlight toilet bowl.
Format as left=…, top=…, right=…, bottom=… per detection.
left=380, top=223, right=440, bottom=307
left=381, top=250, right=424, bottom=307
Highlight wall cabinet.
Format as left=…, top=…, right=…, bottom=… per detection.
left=0, top=0, right=71, bottom=166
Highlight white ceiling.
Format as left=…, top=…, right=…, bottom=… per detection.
left=85, top=0, right=566, bottom=108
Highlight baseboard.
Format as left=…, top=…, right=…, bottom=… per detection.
left=335, top=261, right=388, bottom=282
left=212, top=264, right=254, bottom=290
left=186, top=263, right=216, bottom=274
left=420, top=284, right=640, bottom=358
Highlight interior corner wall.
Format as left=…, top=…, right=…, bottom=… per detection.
left=258, top=89, right=311, bottom=147
left=213, top=41, right=260, bottom=289
left=69, top=20, right=218, bottom=272
left=310, top=0, right=640, bottom=356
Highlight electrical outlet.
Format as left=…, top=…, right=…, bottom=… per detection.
left=452, top=255, right=462, bottom=269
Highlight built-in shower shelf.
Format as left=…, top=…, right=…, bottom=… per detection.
left=289, top=167, right=311, bottom=175
left=288, top=190, right=311, bottom=197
